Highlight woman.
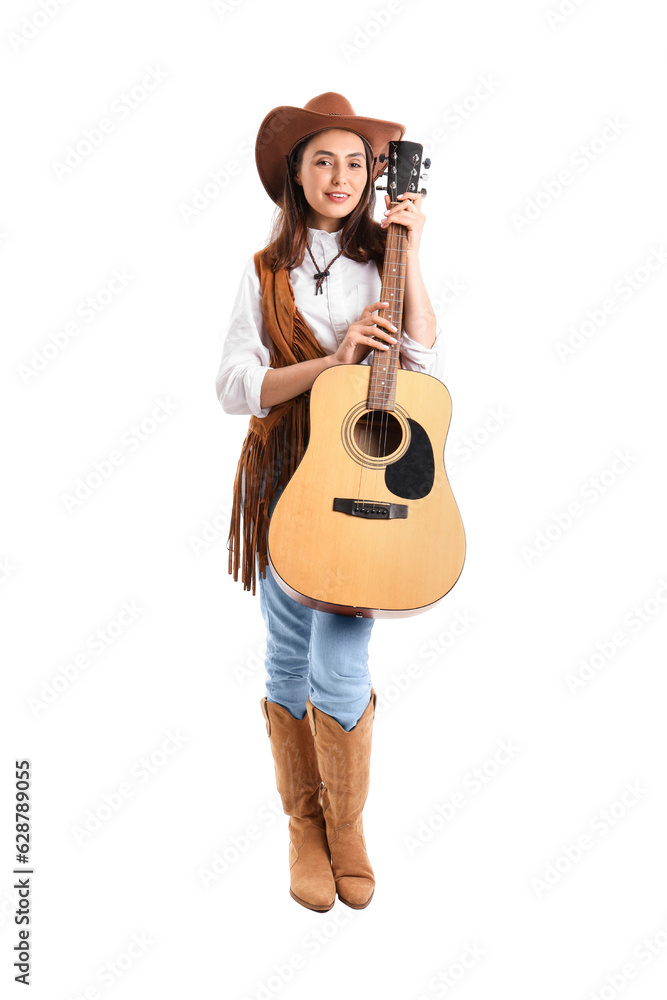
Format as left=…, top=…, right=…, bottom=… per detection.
left=215, top=93, right=444, bottom=912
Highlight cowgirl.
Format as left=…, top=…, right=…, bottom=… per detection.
left=216, top=93, right=444, bottom=911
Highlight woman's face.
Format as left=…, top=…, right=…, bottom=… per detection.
left=294, top=128, right=368, bottom=232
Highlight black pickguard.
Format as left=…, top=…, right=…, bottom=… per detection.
left=384, top=418, right=434, bottom=499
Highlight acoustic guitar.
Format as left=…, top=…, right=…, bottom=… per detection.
left=267, top=140, right=465, bottom=618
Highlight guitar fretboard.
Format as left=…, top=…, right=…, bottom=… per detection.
left=368, top=218, right=408, bottom=412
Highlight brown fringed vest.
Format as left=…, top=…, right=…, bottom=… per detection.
left=227, top=250, right=383, bottom=595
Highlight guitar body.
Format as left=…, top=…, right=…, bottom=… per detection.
left=267, top=363, right=465, bottom=618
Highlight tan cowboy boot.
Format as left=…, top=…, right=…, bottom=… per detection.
left=260, top=698, right=336, bottom=911
left=306, top=690, right=377, bottom=909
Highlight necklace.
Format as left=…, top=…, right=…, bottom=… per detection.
left=306, top=242, right=344, bottom=295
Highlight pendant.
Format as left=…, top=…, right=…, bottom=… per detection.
left=313, top=268, right=330, bottom=295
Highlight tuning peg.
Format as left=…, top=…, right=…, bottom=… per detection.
left=378, top=153, right=387, bottom=163
left=420, top=187, right=428, bottom=198
left=423, top=158, right=431, bottom=169
left=376, top=185, right=387, bottom=191
left=420, top=172, right=428, bottom=181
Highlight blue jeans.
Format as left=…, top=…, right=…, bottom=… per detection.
left=259, top=491, right=375, bottom=731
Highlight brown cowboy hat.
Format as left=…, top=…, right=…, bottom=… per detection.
left=255, top=92, right=405, bottom=204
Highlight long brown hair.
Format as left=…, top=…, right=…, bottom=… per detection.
left=260, top=130, right=387, bottom=272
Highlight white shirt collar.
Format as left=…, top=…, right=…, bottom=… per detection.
left=307, top=226, right=343, bottom=246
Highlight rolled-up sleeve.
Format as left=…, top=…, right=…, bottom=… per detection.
left=215, top=256, right=273, bottom=418
left=399, top=323, right=445, bottom=381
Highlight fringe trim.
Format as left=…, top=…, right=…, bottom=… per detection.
left=227, top=396, right=310, bottom=595
left=226, top=253, right=385, bottom=595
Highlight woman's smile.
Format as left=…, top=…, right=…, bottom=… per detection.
left=295, top=128, right=368, bottom=231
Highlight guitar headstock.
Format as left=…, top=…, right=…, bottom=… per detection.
left=376, top=141, right=431, bottom=201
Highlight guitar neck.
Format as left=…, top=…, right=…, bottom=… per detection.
left=368, top=216, right=408, bottom=412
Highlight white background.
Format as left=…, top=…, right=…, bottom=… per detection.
left=2, top=0, right=666, bottom=998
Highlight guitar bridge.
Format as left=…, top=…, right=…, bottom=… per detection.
left=333, top=498, right=408, bottom=520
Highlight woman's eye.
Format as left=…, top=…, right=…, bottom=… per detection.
left=315, top=159, right=363, bottom=167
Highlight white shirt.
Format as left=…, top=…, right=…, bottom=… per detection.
left=215, top=226, right=444, bottom=418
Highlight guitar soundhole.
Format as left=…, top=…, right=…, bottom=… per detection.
left=353, top=410, right=403, bottom=458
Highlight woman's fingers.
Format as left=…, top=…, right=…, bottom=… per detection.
left=366, top=315, right=399, bottom=340
left=361, top=299, right=390, bottom=316
left=370, top=326, right=397, bottom=343
left=362, top=335, right=391, bottom=350
left=340, top=301, right=399, bottom=360
left=355, top=328, right=395, bottom=350
left=360, top=302, right=398, bottom=335
left=374, top=317, right=399, bottom=336
left=354, top=320, right=397, bottom=344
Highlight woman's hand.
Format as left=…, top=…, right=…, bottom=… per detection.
left=381, top=192, right=425, bottom=256
left=260, top=300, right=397, bottom=406
left=329, top=300, right=398, bottom=366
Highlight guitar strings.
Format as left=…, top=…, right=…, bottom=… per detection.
left=358, top=230, right=386, bottom=506
left=377, top=225, right=394, bottom=494
left=382, top=223, right=402, bottom=464
left=371, top=221, right=392, bottom=505
left=356, top=219, right=405, bottom=506
left=378, top=222, right=404, bottom=478
left=365, top=221, right=389, bottom=505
